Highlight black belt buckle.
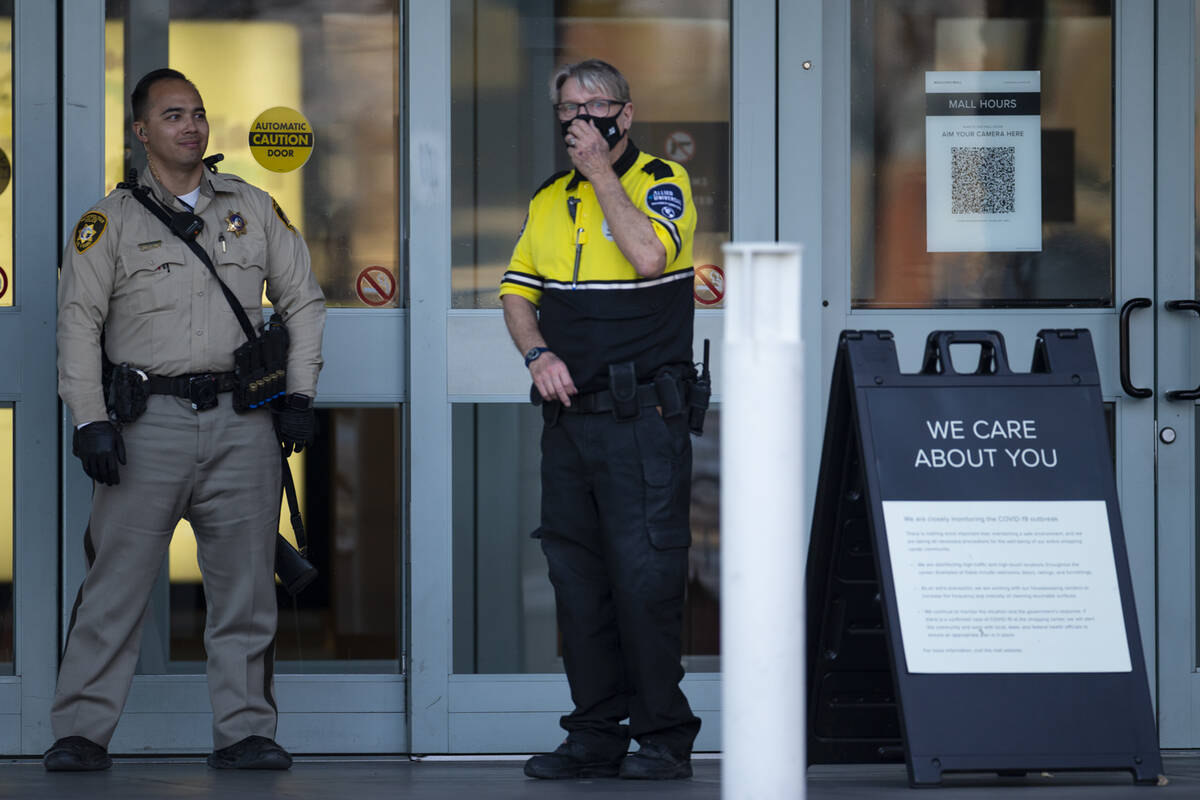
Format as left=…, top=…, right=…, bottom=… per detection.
left=189, top=374, right=219, bottom=411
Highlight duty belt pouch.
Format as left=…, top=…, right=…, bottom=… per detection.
left=105, top=363, right=150, bottom=424
left=233, top=315, right=289, bottom=413
left=608, top=362, right=640, bottom=420
left=654, top=368, right=685, bottom=419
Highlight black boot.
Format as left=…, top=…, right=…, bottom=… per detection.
left=619, top=741, right=692, bottom=780
left=524, top=739, right=625, bottom=779
left=43, top=736, right=112, bottom=772
left=207, top=735, right=293, bottom=770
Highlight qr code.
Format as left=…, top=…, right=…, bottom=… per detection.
left=951, top=146, right=1015, bottom=214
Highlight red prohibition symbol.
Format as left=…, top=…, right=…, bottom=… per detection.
left=356, top=266, right=396, bottom=307
left=693, top=264, right=724, bottom=306
left=0, top=265, right=8, bottom=301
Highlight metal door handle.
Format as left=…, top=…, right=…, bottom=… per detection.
left=1119, top=298, right=1152, bottom=398
left=1165, top=299, right=1200, bottom=400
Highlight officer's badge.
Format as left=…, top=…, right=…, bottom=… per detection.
left=225, top=211, right=247, bottom=237
left=271, top=197, right=297, bottom=233
left=73, top=211, right=107, bottom=253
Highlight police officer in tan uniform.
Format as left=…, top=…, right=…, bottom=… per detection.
left=45, top=68, right=325, bottom=771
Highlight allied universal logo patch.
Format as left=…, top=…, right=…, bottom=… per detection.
left=646, top=183, right=684, bottom=220
left=74, top=211, right=107, bottom=253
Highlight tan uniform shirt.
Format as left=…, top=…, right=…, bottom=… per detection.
left=58, top=166, right=326, bottom=425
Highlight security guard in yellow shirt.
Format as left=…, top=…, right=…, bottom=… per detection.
left=501, top=59, right=701, bottom=781
left=46, top=69, right=325, bottom=771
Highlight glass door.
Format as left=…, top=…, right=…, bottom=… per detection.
left=1156, top=0, right=1200, bottom=749
left=803, top=0, right=1157, bottom=717
left=59, top=0, right=407, bottom=753
left=406, top=0, right=751, bottom=753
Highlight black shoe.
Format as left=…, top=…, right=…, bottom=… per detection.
left=206, top=735, right=293, bottom=770
left=524, top=740, right=624, bottom=779
left=619, top=741, right=692, bottom=780
left=43, top=736, right=112, bottom=772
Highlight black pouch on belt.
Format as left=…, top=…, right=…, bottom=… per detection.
left=608, top=361, right=639, bottom=420
left=654, top=368, right=685, bottom=419
left=105, top=362, right=150, bottom=424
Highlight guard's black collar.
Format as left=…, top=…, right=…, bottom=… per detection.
left=566, top=139, right=640, bottom=191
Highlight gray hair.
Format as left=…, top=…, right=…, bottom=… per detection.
left=549, top=59, right=631, bottom=104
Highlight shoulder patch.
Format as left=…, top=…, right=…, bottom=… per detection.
left=271, top=197, right=297, bottom=233
left=641, top=158, right=675, bottom=180
left=73, top=211, right=107, bottom=253
left=533, top=170, right=570, bottom=199
left=645, top=183, right=685, bottom=221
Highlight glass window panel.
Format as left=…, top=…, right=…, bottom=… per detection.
left=452, top=403, right=720, bottom=674
left=450, top=0, right=730, bottom=309
left=167, top=406, right=403, bottom=674
left=105, top=0, right=403, bottom=308
left=0, top=406, right=12, bottom=674
left=851, top=0, right=1113, bottom=309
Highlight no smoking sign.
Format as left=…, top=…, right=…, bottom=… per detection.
left=356, top=266, right=397, bottom=307
left=665, top=130, right=695, bottom=163
left=693, top=264, right=724, bottom=306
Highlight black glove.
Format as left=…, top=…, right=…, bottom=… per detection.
left=276, top=394, right=316, bottom=456
left=72, top=421, right=127, bottom=486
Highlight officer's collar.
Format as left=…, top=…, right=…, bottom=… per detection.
left=139, top=163, right=232, bottom=210
left=566, top=139, right=640, bottom=191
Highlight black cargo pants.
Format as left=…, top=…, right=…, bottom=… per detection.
left=536, top=403, right=702, bottom=758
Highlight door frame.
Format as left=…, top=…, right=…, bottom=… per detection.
left=800, top=0, right=1158, bottom=724
left=1155, top=0, right=1197, bottom=749
left=406, top=0, right=778, bottom=753
left=57, top=2, right=409, bottom=754
left=7, top=0, right=60, bottom=755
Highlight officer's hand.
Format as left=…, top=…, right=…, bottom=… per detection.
left=530, top=353, right=578, bottom=407
left=72, top=421, right=127, bottom=486
left=276, top=394, right=316, bottom=456
left=564, top=118, right=611, bottom=181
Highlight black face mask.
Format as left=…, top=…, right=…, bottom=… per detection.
left=560, top=109, right=626, bottom=150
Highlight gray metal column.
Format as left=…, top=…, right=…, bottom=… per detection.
left=1155, top=0, right=1196, bottom=747
left=60, top=0, right=106, bottom=653
left=15, top=0, right=61, bottom=754
left=776, top=0, right=823, bottom=535
left=407, top=0, right=453, bottom=753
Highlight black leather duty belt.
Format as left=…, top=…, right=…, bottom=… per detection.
left=563, top=383, right=664, bottom=414
left=146, top=371, right=237, bottom=409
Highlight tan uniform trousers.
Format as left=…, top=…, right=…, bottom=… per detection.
left=52, top=393, right=282, bottom=749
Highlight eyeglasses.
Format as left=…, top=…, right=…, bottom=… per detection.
left=554, top=99, right=626, bottom=120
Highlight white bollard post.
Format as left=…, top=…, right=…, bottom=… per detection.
left=721, top=242, right=805, bottom=800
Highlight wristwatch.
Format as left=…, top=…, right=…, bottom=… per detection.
left=524, top=346, right=551, bottom=367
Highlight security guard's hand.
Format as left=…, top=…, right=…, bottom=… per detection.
left=72, top=421, right=127, bottom=486
left=276, top=393, right=316, bottom=456
left=564, top=118, right=611, bottom=182
left=530, top=352, right=578, bottom=407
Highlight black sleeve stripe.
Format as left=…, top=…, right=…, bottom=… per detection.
left=641, top=158, right=675, bottom=180
left=650, top=216, right=682, bottom=260
left=532, top=170, right=570, bottom=199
